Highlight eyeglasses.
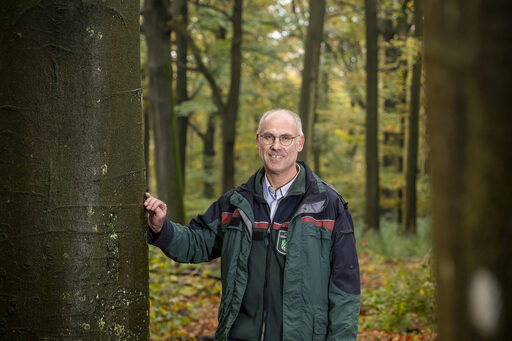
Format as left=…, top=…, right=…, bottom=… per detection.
left=259, top=133, right=299, bottom=146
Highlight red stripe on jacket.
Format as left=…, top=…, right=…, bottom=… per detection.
left=254, top=222, right=269, bottom=229
left=301, top=216, right=335, bottom=232
left=272, top=221, right=290, bottom=230
left=221, top=209, right=240, bottom=225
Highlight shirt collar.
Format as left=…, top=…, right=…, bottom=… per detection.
left=263, top=165, right=300, bottom=201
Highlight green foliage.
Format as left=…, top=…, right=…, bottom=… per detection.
left=358, top=218, right=436, bottom=335
left=359, top=254, right=436, bottom=334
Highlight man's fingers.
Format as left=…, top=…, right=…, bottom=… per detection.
left=145, top=197, right=158, bottom=210
left=146, top=198, right=166, bottom=213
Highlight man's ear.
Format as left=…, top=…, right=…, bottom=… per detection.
left=256, top=133, right=260, bottom=148
left=297, top=135, right=305, bottom=152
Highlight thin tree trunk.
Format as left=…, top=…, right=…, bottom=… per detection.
left=365, top=0, right=380, bottom=230
left=221, top=0, right=243, bottom=192
left=142, top=0, right=185, bottom=223
left=404, top=61, right=421, bottom=233
left=313, top=111, right=322, bottom=177
left=0, top=0, right=148, bottom=338
left=189, top=114, right=217, bottom=199
left=298, top=0, right=326, bottom=164
left=426, top=0, right=512, bottom=339
left=404, top=0, right=423, bottom=234
left=175, top=0, right=189, bottom=184
left=313, top=58, right=330, bottom=177
left=204, top=114, right=216, bottom=198
left=144, top=96, right=151, bottom=190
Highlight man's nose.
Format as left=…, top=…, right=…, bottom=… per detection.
left=270, top=139, right=281, bottom=148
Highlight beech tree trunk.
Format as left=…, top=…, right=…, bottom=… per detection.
left=298, top=0, right=326, bottom=164
left=142, top=0, right=185, bottom=223
left=426, top=0, right=512, bottom=339
left=404, top=0, right=423, bottom=234
left=365, top=0, right=380, bottom=230
left=221, top=0, right=243, bottom=193
left=175, top=0, right=189, bottom=183
left=0, top=0, right=148, bottom=339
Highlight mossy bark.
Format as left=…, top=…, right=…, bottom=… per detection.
left=0, top=0, right=148, bottom=339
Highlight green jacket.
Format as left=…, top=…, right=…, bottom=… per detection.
left=149, top=162, right=360, bottom=340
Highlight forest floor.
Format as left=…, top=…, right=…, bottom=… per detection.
left=149, top=250, right=437, bottom=341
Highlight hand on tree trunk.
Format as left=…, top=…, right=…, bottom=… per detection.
left=144, top=192, right=167, bottom=233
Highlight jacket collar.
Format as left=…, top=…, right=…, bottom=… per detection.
left=234, top=161, right=328, bottom=211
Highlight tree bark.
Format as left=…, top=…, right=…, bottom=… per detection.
left=142, top=0, right=185, bottom=223
left=298, top=0, right=326, bottom=164
left=0, top=0, right=148, bottom=338
left=222, top=0, right=243, bottom=192
left=174, top=0, right=189, bottom=184
left=190, top=114, right=217, bottom=199
left=426, top=0, right=512, bottom=339
left=365, top=0, right=380, bottom=230
left=404, top=0, right=423, bottom=234
left=143, top=96, right=151, bottom=190
left=203, top=114, right=217, bottom=198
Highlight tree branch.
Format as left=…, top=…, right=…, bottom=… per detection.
left=173, top=21, right=226, bottom=114
left=192, top=0, right=232, bottom=20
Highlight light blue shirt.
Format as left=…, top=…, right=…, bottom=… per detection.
left=263, top=166, right=300, bottom=221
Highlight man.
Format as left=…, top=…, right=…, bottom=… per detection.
left=144, top=109, right=360, bottom=341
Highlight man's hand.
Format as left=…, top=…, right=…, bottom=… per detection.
left=144, top=192, right=167, bottom=233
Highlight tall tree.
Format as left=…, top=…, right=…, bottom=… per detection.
left=365, top=0, right=380, bottom=230
left=0, top=0, right=148, bottom=338
left=298, top=0, right=326, bottom=164
left=174, top=0, right=189, bottom=183
left=379, top=0, right=411, bottom=223
left=142, top=0, right=185, bottom=223
left=222, top=0, right=243, bottom=192
left=404, top=0, right=422, bottom=234
left=426, top=0, right=512, bottom=339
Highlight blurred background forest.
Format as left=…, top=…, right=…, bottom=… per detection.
left=141, top=0, right=435, bottom=340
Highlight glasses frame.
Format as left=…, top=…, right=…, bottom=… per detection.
left=258, top=133, right=300, bottom=146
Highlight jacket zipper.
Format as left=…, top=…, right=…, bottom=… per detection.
left=259, top=198, right=283, bottom=341
left=258, top=197, right=326, bottom=340
left=258, top=202, right=271, bottom=341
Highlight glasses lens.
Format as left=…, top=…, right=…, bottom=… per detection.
left=280, top=136, right=294, bottom=146
left=260, top=134, right=296, bottom=145
left=262, top=134, right=275, bottom=144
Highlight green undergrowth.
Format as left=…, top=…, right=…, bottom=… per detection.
left=357, top=215, right=433, bottom=259
left=357, top=216, right=437, bottom=335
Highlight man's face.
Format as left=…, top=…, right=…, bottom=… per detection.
left=256, top=112, right=305, bottom=178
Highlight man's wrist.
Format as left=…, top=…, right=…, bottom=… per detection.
left=148, top=219, right=174, bottom=249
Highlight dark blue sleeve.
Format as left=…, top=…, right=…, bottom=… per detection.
left=147, top=219, right=175, bottom=249
left=331, top=202, right=360, bottom=295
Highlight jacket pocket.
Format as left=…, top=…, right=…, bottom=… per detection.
left=313, top=313, right=328, bottom=340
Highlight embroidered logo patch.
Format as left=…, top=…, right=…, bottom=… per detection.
left=276, top=229, right=288, bottom=255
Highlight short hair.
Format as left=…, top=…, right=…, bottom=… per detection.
left=256, top=109, right=304, bottom=136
